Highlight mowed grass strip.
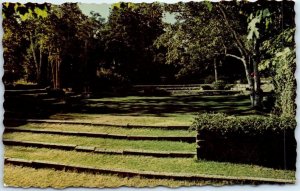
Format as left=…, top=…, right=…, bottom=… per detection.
left=3, top=132, right=195, bottom=152
left=12, top=123, right=196, bottom=137
left=4, top=164, right=216, bottom=188
left=49, top=113, right=194, bottom=126
left=5, top=146, right=295, bottom=180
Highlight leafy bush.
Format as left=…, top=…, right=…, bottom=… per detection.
left=201, top=85, right=212, bottom=90
left=204, top=75, right=215, bottom=84
left=224, top=84, right=233, bottom=90
left=212, top=80, right=226, bottom=90
left=191, top=113, right=296, bottom=136
left=259, top=28, right=296, bottom=117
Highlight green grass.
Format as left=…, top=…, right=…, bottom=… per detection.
left=3, top=132, right=196, bottom=152
left=49, top=113, right=195, bottom=126
left=14, top=123, right=196, bottom=137
left=4, top=164, right=216, bottom=188
left=5, top=146, right=295, bottom=180
left=48, top=95, right=254, bottom=126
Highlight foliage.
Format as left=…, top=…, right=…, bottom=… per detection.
left=259, top=28, right=296, bottom=117
left=201, top=85, right=212, bottom=91
left=103, top=2, right=164, bottom=83
left=3, top=3, right=106, bottom=90
left=247, top=8, right=271, bottom=41
left=212, top=80, right=226, bottom=90
left=224, top=84, right=233, bottom=90
left=191, top=113, right=296, bottom=136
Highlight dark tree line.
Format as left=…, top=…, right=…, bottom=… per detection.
left=3, top=1, right=295, bottom=114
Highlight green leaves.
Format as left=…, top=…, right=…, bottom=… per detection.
left=247, top=9, right=271, bottom=41
left=192, top=113, right=296, bottom=136
left=247, top=17, right=260, bottom=40
left=204, top=0, right=213, bottom=12
left=3, top=3, right=49, bottom=20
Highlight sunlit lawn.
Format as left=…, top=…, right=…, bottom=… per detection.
left=4, top=132, right=196, bottom=152
left=11, top=123, right=196, bottom=136
left=4, top=164, right=218, bottom=188
left=5, top=146, right=295, bottom=180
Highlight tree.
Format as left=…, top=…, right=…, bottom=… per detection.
left=259, top=28, right=295, bottom=117
left=103, top=2, right=164, bottom=84
left=3, top=3, right=106, bottom=91
left=155, top=1, right=294, bottom=109
left=2, top=2, right=49, bottom=84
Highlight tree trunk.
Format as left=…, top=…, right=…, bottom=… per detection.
left=242, top=57, right=255, bottom=107
left=38, top=44, right=43, bottom=82
left=214, top=58, right=218, bottom=82
left=225, top=53, right=255, bottom=106
left=56, top=57, right=60, bottom=89
left=29, top=31, right=39, bottom=82
left=252, top=58, right=262, bottom=109
left=84, top=39, right=88, bottom=93
left=50, top=59, right=56, bottom=89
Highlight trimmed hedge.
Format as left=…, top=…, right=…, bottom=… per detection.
left=191, top=113, right=296, bottom=136
left=192, top=113, right=296, bottom=169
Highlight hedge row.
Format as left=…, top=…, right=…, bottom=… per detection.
left=192, top=113, right=296, bottom=169
left=191, top=113, right=296, bottom=136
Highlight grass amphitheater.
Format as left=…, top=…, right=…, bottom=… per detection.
left=3, top=84, right=296, bottom=188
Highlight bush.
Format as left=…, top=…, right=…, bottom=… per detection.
left=212, top=80, right=226, bottom=90
left=201, top=85, right=212, bottom=90
left=191, top=113, right=296, bottom=136
left=192, top=113, right=296, bottom=169
left=224, top=84, right=233, bottom=90
left=204, top=75, right=215, bottom=84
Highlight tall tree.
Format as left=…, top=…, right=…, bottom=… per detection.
left=155, top=1, right=294, bottom=108
left=103, top=2, right=164, bottom=83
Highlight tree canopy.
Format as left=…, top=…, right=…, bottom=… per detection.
left=2, top=1, right=295, bottom=114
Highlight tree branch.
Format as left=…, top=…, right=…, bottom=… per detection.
left=225, top=53, right=244, bottom=62
left=217, top=4, right=249, bottom=56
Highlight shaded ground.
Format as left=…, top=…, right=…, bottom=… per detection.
left=73, top=95, right=253, bottom=117
left=4, top=87, right=258, bottom=123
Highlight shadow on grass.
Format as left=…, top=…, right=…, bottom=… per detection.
left=68, top=94, right=255, bottom=117
left=4, top=86, right=262, bottom=127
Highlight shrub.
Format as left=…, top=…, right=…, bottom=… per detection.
left=192, top=113, right=296, bottom=169
left=224, top=84, right=233, bottom=90
left=191, top=113, right=296, bottom=136
left=201, top=85, right=212, bottom=90
left=212, top=80, right=226, bottom=90
left=204, top=75, right=215, bottom=84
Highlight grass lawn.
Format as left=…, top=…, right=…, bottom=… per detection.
left=12, top=123, right=196, bottom=136
left=5, top=146, right=295, bottom=180
left=4, top=132, right=196, bottom=152
left=49, top=113, right=195, bottom=126
left=4, top=93, right=278, bottom=188
left=4, top=165, right=217, bottom=188
left=48, top=95, right=255, bottom=126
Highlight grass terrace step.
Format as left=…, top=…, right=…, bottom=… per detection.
left=3, top=139, right=196, bottom=158
left=5, top=127, right=195, bottom=142
left=4, top=119, right=190, bottom=130
left=4, top=165, right=215, bottom=188
left=3, top=132, right=196, bottom=152
left=4, top=146, right=295, bottom=181
left=5, top=123, right=195, bottom=137
left=4, top=157, right=294, bottom=184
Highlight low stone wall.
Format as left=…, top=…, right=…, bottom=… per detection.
left=196, top=129, right=296, bottom=170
